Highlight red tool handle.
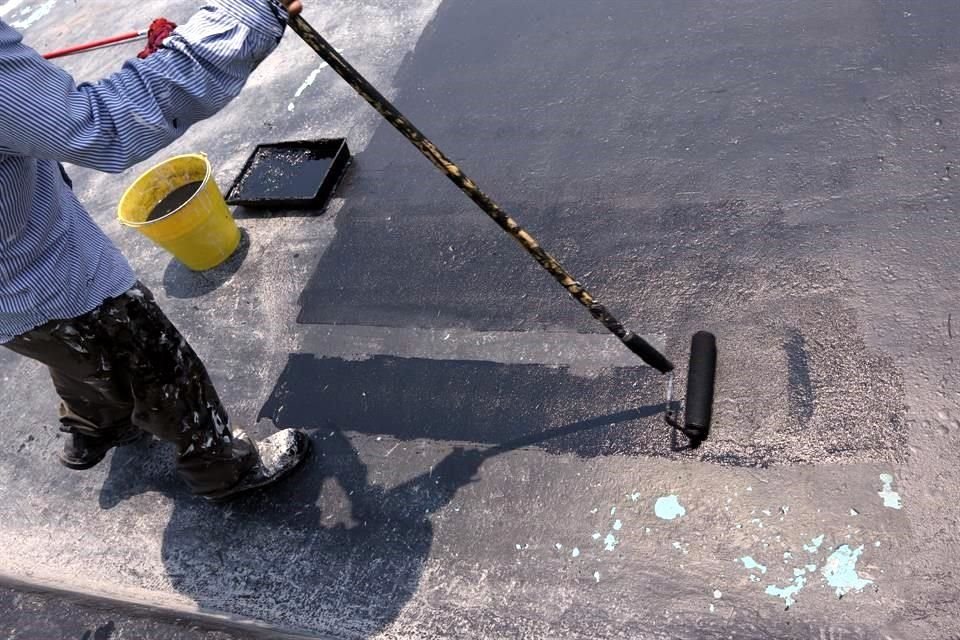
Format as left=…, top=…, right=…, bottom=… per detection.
left=43, top=30, right=146, bottom=60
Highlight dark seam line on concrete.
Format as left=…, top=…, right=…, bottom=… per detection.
left=0, top=572, right=330, bottom=640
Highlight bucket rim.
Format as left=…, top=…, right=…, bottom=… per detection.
left=117, top=153, right=213, bottom=228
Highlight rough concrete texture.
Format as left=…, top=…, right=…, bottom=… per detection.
left=1, top=0, right=958, bottom=638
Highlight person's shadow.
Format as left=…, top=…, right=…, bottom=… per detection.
left=98, top=425, right=485, bottom=637
left=97, top=398, right=659, bottom=637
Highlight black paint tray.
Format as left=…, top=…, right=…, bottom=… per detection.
left=225, top=138, right=350, bottom=209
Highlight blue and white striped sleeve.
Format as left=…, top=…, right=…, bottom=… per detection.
left=0, top=0, right=288, bottom=173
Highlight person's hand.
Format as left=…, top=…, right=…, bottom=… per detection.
left=280, top=0, right=303, bottom=16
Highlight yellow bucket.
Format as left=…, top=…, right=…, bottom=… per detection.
left=117, top=154, right=241, bottom=271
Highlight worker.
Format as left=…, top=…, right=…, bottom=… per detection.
left=0, top=0, right=311, bottom=501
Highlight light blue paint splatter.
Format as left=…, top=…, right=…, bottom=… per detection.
left=806, top=564, right=817, bottom=572
left=765, top=574, right=807, bottom=609
left=571, top=547, right=580, bottom=558
left=739, top=556, right=767, bottom=574
left=879, top=474, right=902, bottom=510
left=803, top=534, right=825, bottom=553
left=654, top=495, right=686, bottom=520
left=613, top=519, right=623, bottom=531
left=603, top=533, right=618, bottom=551
left=822, top=545, right=873, bottom=597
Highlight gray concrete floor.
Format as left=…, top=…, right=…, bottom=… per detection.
left=1, top=0, right=958, bottom=638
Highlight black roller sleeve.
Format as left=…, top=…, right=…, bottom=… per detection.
left=682, top=331, right=717, bottom=443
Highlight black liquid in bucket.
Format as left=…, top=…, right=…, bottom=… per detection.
left=147, top=181, right=204, bottom=222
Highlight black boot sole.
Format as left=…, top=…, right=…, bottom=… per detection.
left=59, top=430, right=147, bottom=471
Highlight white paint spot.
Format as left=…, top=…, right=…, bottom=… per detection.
left=822, top=545, right=873, bottom=597
left=592, top=532, right=601, bottom=540
left=739, top=556, right=767, bottom=574
left=629, top=492, right=641, bottom=502
left=612, top=519, right=623, bottom=531
left=603, top=533, right=618, bottom=552
left=713, top=589, right=722, bottom=599
left=5, top=0, right=57, bottom=29
left=878, top=473, right=902, bottom=510
left=783, top=551, right=792, bottom=561
left=555, top=543, right=563, bottom=551
left=515, top=544, right=521, bottom=550
left=287, top=63, right=328, bottom=112
left=850, top=508, right=859, bottom=516
left=571, top=547, right=580, bottom=558
left=765, top=574, right=806, bottom=609
left=593, top=571, right=601, bottom=582
left=803, top=534, right=825, bottom=553
left=610, top=506, right=616, bottom=516
left=709, top=603, right=716, bottom=613
left=654, top=495, right=686, bottom=520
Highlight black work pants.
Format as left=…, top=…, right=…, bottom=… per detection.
left=3, top=283, right=254, bottom=495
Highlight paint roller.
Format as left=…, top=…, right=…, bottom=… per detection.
left=284, top=15, right=718, bottom=446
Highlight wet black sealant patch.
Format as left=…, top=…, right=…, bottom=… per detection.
left=256, top=351, right=903, bottom=467
left=260, top=354, right=667, bottom=458
left=293, top=0, right=912, bottom=466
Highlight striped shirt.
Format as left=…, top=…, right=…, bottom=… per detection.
left=0, top=1, right=286, bottom=342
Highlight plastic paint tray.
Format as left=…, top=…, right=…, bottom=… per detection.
left=225, top=139, right=350, bottom=210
